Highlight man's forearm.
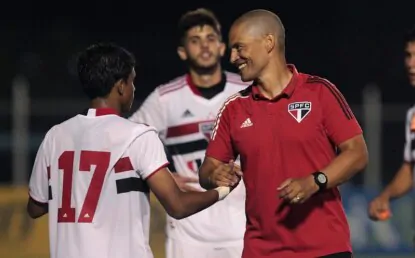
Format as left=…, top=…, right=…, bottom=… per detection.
left=27, top=198, right=48, bottom=219
left=198, top=159, right=219, bottom=190
left=321, top=148, right=368, bottom=189
left=381, top=163, right=413, bottom=199
left=199, top=169, right=216, bottom=190
left=170, top=190, right=219, bottom=219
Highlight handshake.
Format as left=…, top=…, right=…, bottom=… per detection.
left=208, top=159, right=243, bottom=201
left=209, top=160, right=243, bottom=189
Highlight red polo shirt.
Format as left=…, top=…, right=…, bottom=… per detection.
left=206, top=65, right=362, bottom=258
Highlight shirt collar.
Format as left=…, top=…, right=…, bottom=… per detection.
left=85, top=108, right=119, bottom=117
left=252, top=64, right=299, bottom=101
left=185, top=73, right=227, bottom=96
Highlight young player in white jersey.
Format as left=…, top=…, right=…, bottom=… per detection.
left=26, top=43, right=238, bottom=258
left=368, top=26, right=415, bottom=245
left=129, top=8, right=249, bottom=258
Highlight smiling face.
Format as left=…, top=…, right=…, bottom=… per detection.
left=229, top=23, right=270, bottom=82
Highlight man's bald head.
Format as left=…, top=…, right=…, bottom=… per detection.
left=231, top=9, right=285, bottom=52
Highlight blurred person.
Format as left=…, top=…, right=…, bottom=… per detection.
left=199, top=9, right=368, bottom=258
left=129, top=8, right=249, bottom=258
left=368, top=26, right=415, bottom=242
left=26, top=43, right=235, bottom=258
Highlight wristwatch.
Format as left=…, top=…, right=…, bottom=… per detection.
left=312, top=171, right=328, bottom=192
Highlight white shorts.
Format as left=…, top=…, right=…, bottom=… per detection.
left=165, top=238, right=243, bottom=258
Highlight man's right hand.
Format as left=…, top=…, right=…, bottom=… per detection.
left=209, top=160, right=242, bottom=187
left=368, top=194, right=391, bottom=221
left=171, top=173, right=201, bottom=192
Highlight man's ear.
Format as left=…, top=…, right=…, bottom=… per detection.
left=219, top=42, right=226, bottom=57
left=116, top=79, right=125, bottom=95
left=177, top=46, right=188, bottom=61
left=264, top=34, right=275, bottom=53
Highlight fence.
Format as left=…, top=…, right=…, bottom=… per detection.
left=0, top=77, right=414, bottom=257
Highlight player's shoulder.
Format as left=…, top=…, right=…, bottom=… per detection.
left=155, top=74, right=188, bottom=97
left=302, top=73, right=336, bottom=89
left=40, top=115, right=80, bottom=144
left=219, top=86, right=252, bottom=112
left=224, top=71, right=251, bottom=87
left=300, top=73, right=344, bottom=98
left=111, top=115, right=158, bottom=132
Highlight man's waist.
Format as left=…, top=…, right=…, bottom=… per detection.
left=167, top=228, right=244, bottom=247
left=243, top=232, right=351, bottom=258
left=166, top=213, right=245, bottom=244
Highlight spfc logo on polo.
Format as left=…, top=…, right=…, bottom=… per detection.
left=199, top=121, right=215, bottom=141
left=288, top=102, right=312, bottom=123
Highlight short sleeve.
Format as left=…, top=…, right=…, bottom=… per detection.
left=320, top=81, right=362, bottom=145
left=206, top=102, right=236, bottom=162
left=130, top=130, right=169, bottom=179
left=403, top=108, right=413, bottom=163
left=129, top=90, right=167, bottom=134
left=28, top=137, right=50, bottom=203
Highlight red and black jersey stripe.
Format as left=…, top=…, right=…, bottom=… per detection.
left=306, top=76, right=354, bottom=120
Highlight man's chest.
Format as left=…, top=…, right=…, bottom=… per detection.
left=230, top=97, right=325, bottom=158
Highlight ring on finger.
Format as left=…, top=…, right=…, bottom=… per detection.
left=293, top=195, right=301, bottom=202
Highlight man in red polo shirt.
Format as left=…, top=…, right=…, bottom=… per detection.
left=199, top=9, right=368, bottom=258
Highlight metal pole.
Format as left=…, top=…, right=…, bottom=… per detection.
left=12, top=76, right=30, bottom=186
left=362, top=83, right=382, bottom=191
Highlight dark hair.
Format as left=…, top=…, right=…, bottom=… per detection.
left=77, top=43, right=135, bottom=100
left=177, top=8, right=222, bottom=46
left=404, top=25, right=415, bottom=44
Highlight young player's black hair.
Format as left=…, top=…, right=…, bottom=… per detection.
left=77, top=43, right=135, bottom=100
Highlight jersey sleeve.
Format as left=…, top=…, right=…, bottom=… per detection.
left=320, top=81, right=363, bottom=146
left=403, top=108, right=413, bottom=163
left=28, top=135, right=50, bottom=203
left=130, top=130, right=169, bottom=180
left=128, top=90, right=167, bottom=133
left=206, top=102, right=236, bottom=163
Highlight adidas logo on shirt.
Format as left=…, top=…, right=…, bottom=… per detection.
left=240, top=118, right=253, bottom=128
left=182, top=109, right=194, bottom=118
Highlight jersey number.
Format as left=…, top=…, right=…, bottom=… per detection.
left=57, top=150, right=110, bottom=223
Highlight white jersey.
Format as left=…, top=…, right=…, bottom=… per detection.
left=403, top=105, right=415, bottom=184
left=129, top=72, right=249, bottom=246
left=29, top=108, right=169, bottom=258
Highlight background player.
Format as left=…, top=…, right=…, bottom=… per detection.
left=368, top=26, right=415, bottom=233
left=26, top=43, right=234, bottom=258
left=129, top=8, right=249, bottom=258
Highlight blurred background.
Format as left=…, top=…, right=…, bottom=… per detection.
left=1, top=1, right=415, bottom=257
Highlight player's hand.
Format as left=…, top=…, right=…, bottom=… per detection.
left=171, top=173, right=201, bottom=192
left=277, top=175, right=319, bottom=204
left=368, top=194, right=391, bottom=221
left=209, top=160, right=242, bottom=188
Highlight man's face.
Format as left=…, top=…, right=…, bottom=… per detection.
left=229, top=24, right=269, bottom=82
left=120, top=68, right=136, bottom=113
left=178, top=25, right=225, bottom=71
left=405, top=41, right=415, bottom=87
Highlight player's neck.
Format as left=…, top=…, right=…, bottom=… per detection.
left=90, top=98, right=121, bottom=114
left=256, top=58, right=291, bottom=99
left=188, top=66, right=222, bottom=89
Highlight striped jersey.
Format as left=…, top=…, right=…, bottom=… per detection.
left=29, top=108, right=169, bottom=258
left=129, top=72, right=249, bottom=245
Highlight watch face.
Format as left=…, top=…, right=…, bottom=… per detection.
left=317, top=174, right=327, bottom=184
